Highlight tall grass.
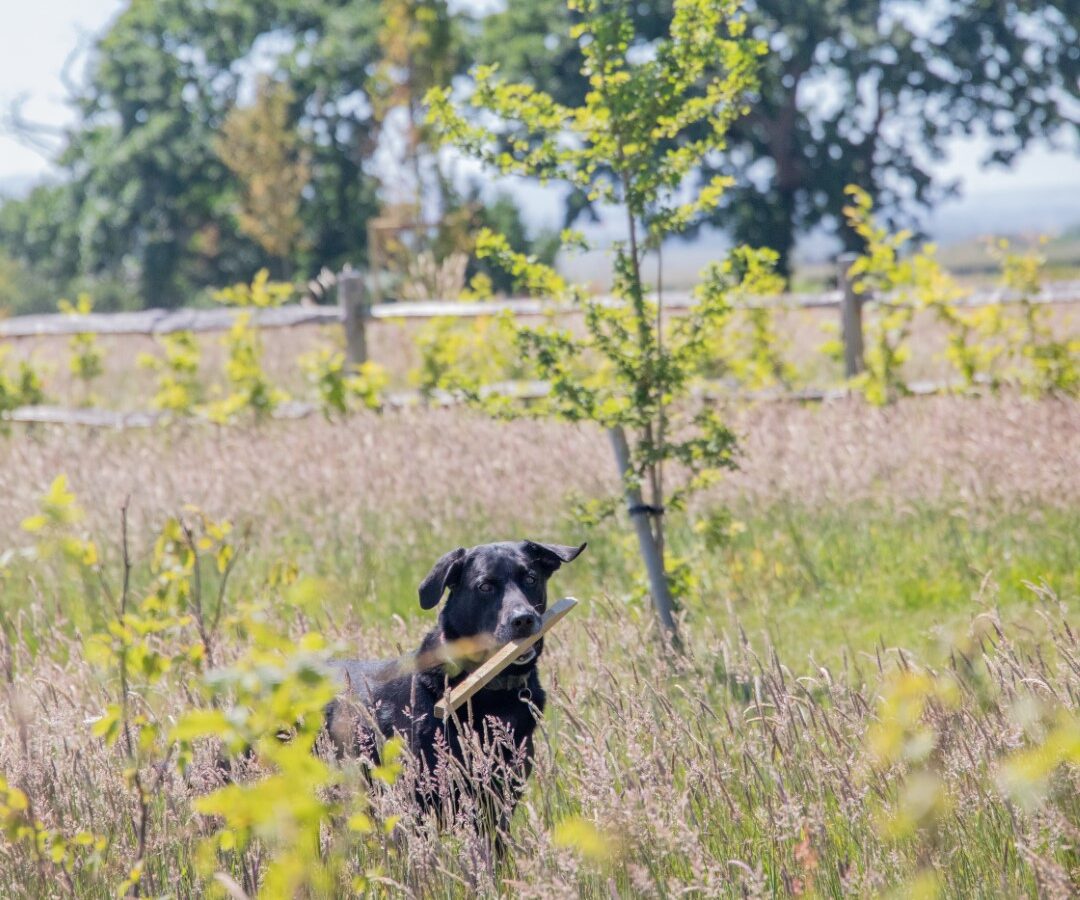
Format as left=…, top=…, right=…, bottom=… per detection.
left=0, top=553, right=1076, bottom=896
left=0, top=395, right=1076, bottom=896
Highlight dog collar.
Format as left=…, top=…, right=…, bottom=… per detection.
left=439, top=665, right=532, bottom=695
left=481, top=670, right=533, bottom=693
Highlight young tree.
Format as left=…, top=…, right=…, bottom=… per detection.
left=428, top=0, right=766, bottom=644
left=216, top=78, right=311, bottom=274
left=371, top=0, right=461, bottom=204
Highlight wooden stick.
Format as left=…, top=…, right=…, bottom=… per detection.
left=434, top=597, right=578, bottom=720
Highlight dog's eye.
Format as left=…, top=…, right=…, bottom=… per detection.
left=478, top=581, right=495, bottom=593
left=523, top=572, right=537, bottom=586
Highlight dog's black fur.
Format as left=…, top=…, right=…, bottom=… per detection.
left=325, top=539, right=585, bottom=812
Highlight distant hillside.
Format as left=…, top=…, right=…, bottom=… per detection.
left=937, top=231, right=1080, bottom=278
left=559, top=180, right=1080, bottom=289
left=927, top=184, right=1080, bottom=246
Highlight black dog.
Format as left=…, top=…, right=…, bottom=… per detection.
left=325, top=539, right=585, bottom=815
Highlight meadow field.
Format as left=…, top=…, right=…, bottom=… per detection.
left=0, top=392, right=1076, bottom=896
left=3, top=0, right=1080, bottom=894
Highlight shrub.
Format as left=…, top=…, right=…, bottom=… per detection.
left=137, top=331, right=203, bottom=415
left=58, top=295, right=104, bottom=406
left=204, top=270, right=291, bottom=423
left=299, top=348, right=388, bottom=419
left=0, top=347, right=46, bottom=424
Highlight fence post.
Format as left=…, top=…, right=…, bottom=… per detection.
left=837, top=252, right=865, bottom=378
left=339, top=270, right=369, bottom=366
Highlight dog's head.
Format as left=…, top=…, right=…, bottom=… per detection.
left=418, top=540, right=585, bottom=669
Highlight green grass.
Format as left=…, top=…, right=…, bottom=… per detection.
left=7, top=494, right=1074, bottom=674
left=159, top=497, right=1079, bottom=670
left=675, top=500, right=1079, bottom=664
left=358, top=500, right=1075, bottom=664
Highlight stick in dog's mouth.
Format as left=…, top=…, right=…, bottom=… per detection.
left=435, top=598, right=578, bottom=719
left=398, top=631, right=542, bottom=676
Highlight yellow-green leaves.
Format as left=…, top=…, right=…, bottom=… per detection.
left=843, top=187, right=1077, bottom=402
left=370, top=736, right=405, bottom=786
left=0, top=778, right=28, bottom=814
left=473, top=229, right=580, bottom=302
left=996, top=705, right=1080, bottom=810
left=0, top=345, right=46, bottom=422
left=137, top=330, right=202, bottom=414
left=20, top=474, right=98, bottom=567
left=213, top=268, right=294, bottom=309
left=842, top=185, right=931, bottom=404
left=81, top=499, right=240, bottom=895
left=200, top=270, right=293, bottom=422
left=413, top=301, right=531, bottom=410
left=172, top=610, right=392, bottom=899
left=864, top=668, right=957, bottom=894
left=162, top=559, right=398, bottom=896
left=174, top=627, right=336, bottom=756
left=75, top=500, right=362, bottom=898
left=59, top=294, right=104, bottom=406
left=299, top=348, right=387, bottom=419
left=423, top=0, right=764, bottom=626
left=697, top=247, right=794, bottom=389
left=427, top=0, right=759, bottom=220
left=0, top=774, right=106, bottom=878
left=553, top=815, right=622, bottom=865
left=21, top=473, right=80, bottom=532
left=88, top=703, right=124, bottom=745
left=202, top=311, right=288, bottom=424
left=15, top=477, right=408, bottom=895
left=861, top=650, right=1080, bottom=899
left=281, top=575, right=330, bottom=615
left=987, top=238, right=1080, bottom=397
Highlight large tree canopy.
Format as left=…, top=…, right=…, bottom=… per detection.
left=2, top=0, right=1076, bottom=308
left=480, top=0, right=1080, bottom=276
left=1, top=0, right=396, bottom=308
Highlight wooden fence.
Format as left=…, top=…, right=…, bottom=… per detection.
left=4, top=269, right=1079, bottom=375
left=1, top=265, right=1078, bottom=428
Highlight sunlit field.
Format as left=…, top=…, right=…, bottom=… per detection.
left=0, top=394, right=1076, bottom=895
left=2, top=0, right=1079, bottom=892
left=3, top=394, right=1077, bottom=653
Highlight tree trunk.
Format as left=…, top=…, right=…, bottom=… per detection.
left=608, top=425, right=680, bottom=645
left=765, top=66, right=804, bottom=281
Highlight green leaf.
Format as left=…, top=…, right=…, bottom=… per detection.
left=171, top=709, right=232, bottom=742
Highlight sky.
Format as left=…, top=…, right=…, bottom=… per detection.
left=2, top=0, right=1079, bottom=250
left=0, top=0, right=124, bottom=180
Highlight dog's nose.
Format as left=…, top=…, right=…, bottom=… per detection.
left=508, top=609, right=541, bottom=637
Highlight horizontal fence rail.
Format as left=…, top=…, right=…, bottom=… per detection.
left=0, top=304, right=342, bottom=338
left=2, top=279, right=1078, bottom=339
left=1, top=377, right=969, bottom=430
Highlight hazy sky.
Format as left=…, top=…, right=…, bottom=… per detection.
left=2, top=0, right=1079, bottom=211
left=0, top=0, right=120, bottom=178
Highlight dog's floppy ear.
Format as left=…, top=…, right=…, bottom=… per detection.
left=522, top=540, right=587, bottom=572
left=418, top=547, right=466, bottom=610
